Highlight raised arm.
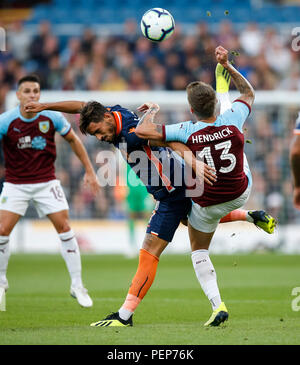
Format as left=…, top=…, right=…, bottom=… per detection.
left=136, top=103, right=216, bottom=185
left=166, top=142, right=217, bottom=186
left=147, top=140, right=216, bottom=186
left=215, top=45, right=255, bottom=106
left=25, top=100, right=86, bottom=114
left=135, top=102, right=164, bottom=140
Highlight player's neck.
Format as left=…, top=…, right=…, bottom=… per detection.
left=19, top=105, right=37, bottom=120
left=199, top=116, right=217, bottom=124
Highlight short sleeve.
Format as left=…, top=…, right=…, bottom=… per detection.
left=0, top=115, right=8, bottom=140
left=219, top=100, right=251, bottom=132
left=163, top=122, right=193, bottom=143
left=0, top=108, right=18, bottom=140
left=43, top=111, right=71, bottom=136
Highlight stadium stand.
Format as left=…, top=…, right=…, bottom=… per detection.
left=1, top=0, right=300, bottom=223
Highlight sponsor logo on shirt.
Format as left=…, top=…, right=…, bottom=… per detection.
left=17, top=136, right=32, bottom=149
left=31, top=136, right=47, bottom=150
left=17, top=135, right=47, bottom=150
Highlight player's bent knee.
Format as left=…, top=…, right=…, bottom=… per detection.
left=52, top=219, right=71, bottom=234
left=142, top=233, right=168, bottom=258
left=0, top=226, right=11, bottom=237
left=0, top=221, right=16, bottom=236
left=58, top=222, right=71, bottom=234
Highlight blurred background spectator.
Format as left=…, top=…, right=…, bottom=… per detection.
left=0, top=0, right=300, bottom=223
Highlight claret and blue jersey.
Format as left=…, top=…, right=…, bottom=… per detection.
left=162, top=100, right=253, bottom=207
left=0, top=106, right=71, bottom=184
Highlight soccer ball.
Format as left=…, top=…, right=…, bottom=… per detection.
left=141, top=8, right=175, bottom=42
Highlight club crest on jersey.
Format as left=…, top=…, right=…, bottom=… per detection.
left=39, top=121, right=50, bottom=133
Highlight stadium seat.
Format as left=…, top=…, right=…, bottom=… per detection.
left=26, top=0, right=300, bottom=25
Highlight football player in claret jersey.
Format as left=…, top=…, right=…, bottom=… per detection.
left=135, top=45, right=261, bottom=326
left=0, top=75, right=100, bottom=307
left=290, top=112, right=300, bottom=210
left=25, top=59, right=275, bottom=327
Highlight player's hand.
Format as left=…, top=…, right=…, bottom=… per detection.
left=137, top=102, right=160, bottom=114
left=194, top=160, right=217, bottom=186
left=293, top=187, right=300, bottom=210
left=83, top=171, right=101, bottom=197
left=215, top=46, right=229, bottom=66
left=24, top=101, right=45, bottom=113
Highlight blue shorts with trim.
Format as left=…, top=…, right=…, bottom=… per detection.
left=146, top=187, right=192, bottom=242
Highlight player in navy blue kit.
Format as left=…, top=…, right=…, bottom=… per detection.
left=0, top=75, right=100, bottom=308
left=25, top=62, right=275, bottom=326
left=290, top=112, right=300, bottom=210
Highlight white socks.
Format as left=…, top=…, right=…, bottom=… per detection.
left=59, top=230, right=83, bottom=288
left=118, top=307, right=133, bottom=321
left=0, top=231, right=83, bottom=289
left=0, top=236, right=10, bottom=283
left=191, top=249, right=222, bottom=310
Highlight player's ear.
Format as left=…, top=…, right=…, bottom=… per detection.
left=103, top=112, right=111, bottom=118
left=104, top=112, right=115, bottom=123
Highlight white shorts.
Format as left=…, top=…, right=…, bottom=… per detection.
left=188, top=186, right=251, bottom=233
left=188, top=187, right=251, bottom=233
left=188, top=153, right=253, bottom=233
left=0, top=180, right=69, bottom=218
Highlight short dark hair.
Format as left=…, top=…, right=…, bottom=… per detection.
left=186, top=81, right=216, bottom=119
left=79, top=101, right=108, bottom=135
left=18, top=74, right=41, bottom=88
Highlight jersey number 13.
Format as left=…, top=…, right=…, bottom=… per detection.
left=197, top=140, right=236, bottom=173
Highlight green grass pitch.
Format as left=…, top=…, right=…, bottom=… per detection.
left=0, top=253, right=299, bottom=345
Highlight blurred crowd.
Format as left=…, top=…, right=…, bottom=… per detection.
left=0, top=18, right=300, bottom=223
left=1, top=18, right=300, bottom=109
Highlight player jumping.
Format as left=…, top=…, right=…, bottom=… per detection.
left=24, top=56, right=276, bottom=327
left=134, top=45, right=268, bottom=326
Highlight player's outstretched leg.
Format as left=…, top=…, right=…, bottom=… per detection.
left=220, top=209, right=277, bottom=234
left=91, top=247, right=160, bottom=327
left=248, top=210, right=277, bottom=234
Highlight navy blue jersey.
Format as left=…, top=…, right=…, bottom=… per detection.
left=107, top=105, right=185, bottom=200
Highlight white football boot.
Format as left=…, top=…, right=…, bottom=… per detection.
left=70, top=286, right=93, bottom=308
